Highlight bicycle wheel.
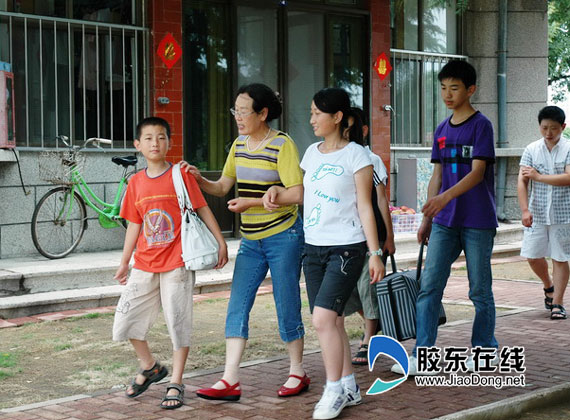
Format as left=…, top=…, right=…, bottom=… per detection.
left=31, top=187, right=87, bottom=259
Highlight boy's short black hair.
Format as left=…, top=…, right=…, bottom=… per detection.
left=538, top=106, right=566, bottom=125
left=438, top=60, right=477, bottom=89
left=136, top=117, right=171, bottom=139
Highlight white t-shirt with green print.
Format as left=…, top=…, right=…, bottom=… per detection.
left=301, top=141, right=372, bottom=246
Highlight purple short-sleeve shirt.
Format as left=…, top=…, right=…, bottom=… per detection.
left=431, top=111, right=498, bottom=229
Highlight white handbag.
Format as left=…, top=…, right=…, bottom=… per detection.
left=172, top=163, right=219, bottom=271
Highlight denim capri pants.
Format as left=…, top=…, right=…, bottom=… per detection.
left=225, top=216, right=305, bottom=342
left=303, top=241, right=367, bottom=315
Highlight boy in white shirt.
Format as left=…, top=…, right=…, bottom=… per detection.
left=518, top=105, right=570, bottom=320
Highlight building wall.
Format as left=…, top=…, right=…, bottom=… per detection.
left=465, top=0, right=548, bottom=220
left=0, top=0, right=186, bottom=260
left=370, top=0, right=393, bottom=197
left=149, top=0, right=184, bottom=163
left=389, top=0, right=548, bottom=219
left=0, top=151, right=129, bottom=258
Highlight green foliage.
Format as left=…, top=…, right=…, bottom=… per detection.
left=0, top=353, right=19, bottom=381
left=548, top=0, right=570, bottom=102
left=54, top=343, right=73, bottom=352
left=428, top=0, right=469, bottom=13
left=0, top=353, right=17, bottom=369
left=397, top=0, right=469, bottom=14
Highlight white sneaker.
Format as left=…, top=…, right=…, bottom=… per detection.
left=344, top=384, right=362, bottom=407
left=390, top=356, right=438, bottom=376
left=312, top=387, right=348, bottom=420
left=466, top=355, right=499, bottom=373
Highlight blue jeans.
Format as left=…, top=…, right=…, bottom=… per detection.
left=225, top=216, right=305, bottom=342
left=413, top=223, right=498, bottom=357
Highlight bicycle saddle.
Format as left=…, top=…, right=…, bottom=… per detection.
left=112, top=155, right=138, bottom=167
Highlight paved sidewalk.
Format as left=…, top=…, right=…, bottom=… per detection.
left=2, top=256, right=570, bottom=419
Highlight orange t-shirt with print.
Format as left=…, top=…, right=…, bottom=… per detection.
left=120, top=165, right=207, bottom=273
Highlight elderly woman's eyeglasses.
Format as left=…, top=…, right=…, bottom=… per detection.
left=230, top=108, right=256, bottom=118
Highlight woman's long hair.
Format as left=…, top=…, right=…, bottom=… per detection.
left=312, top=88, right=363, bottom=145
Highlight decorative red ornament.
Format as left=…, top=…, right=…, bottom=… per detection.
left=373, top=52, right=392, bottom=81
left=157, top=33, right=182, bottom=69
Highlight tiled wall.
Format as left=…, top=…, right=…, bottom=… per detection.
left=149, top=0, right=184, bottom=162
left=370, top=0, right=392, bottom=198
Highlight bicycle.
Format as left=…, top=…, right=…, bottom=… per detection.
left=32, top=135, right=138, bottom=259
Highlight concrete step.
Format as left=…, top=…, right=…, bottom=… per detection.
left=0, top=240, right=522, bottom=320
left=0, top=240, right=242, bottom=297
left=0, top=222, right=523, bottom=319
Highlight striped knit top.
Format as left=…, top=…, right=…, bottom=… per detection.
left=222, top=132, right=303, bottom=240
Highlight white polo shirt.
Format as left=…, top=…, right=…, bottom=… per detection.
left=519, top=136, right=570, bottom=225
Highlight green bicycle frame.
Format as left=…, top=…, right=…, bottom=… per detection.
left=66, top=164, right=129, bottom=223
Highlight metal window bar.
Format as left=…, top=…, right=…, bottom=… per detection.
left=390, top=48, right=467, bottom=146
left=82, top=24, right=86, bottom=142
left=0, top=11, right=148, bottom=149
left=123, top=29, right=126, bottom=144
left=96, top=25, right=100, bottom=139
left=39, top=19, right=43, bottom=144
left=109, top=26, right=113, bottom=142
left=68, top=21, right=73, bottom=147
left=24, top=17, right=29, bottom=147
left=54, top=21, right=58, bottom=139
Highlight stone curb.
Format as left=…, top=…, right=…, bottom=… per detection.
left=434, top=382, right=570, bottom=420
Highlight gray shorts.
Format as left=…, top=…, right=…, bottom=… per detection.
left=112, top=267, right=195, bottom=351
left=521, top=223, right=570, bottom=262
left=344, top=256, right=380, bottom=319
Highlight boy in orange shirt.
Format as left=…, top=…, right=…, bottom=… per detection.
left=112, top=117, right=228, bottom=409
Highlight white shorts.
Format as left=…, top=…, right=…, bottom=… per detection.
left=520, top=224, right=570, bottom=262
left=112, top=267, right=195, bottom=351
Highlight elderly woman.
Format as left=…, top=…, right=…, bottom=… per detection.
left=183, top=83, right=309, bottom=401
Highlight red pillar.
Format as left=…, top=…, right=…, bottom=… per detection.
left=149, top=0, right=184, bottom=162
left=370, top=0, right=392, bottom=198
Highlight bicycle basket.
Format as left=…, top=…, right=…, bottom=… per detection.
left=38, top=150, right=86, bottom=185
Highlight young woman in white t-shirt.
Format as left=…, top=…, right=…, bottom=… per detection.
left=266, top=88, right=385, bottom=419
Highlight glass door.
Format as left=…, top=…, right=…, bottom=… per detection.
left=183, top=1, right=235, bottom=235
left=287, top=11, right=366, bottom=155
left=236, top=6, right=278, bottom=90
left=183, top=1, right=232, bottom=170
left=286, top=11, right=325, bottom=154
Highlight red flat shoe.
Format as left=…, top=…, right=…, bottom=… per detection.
left=196, top=379, right=241, bottom=401
left=277, top=374, right=310, bottom=397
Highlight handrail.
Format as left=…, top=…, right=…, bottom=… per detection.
left=0, top=10, right=147, bottom=31
left=390, top=48, right=468, bottom=60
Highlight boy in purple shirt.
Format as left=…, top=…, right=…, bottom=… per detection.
left=392, top=60, right=498, bottom=376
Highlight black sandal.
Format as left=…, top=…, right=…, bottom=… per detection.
left=125, top=361, right=168, bottom=398
left=551, top=304, right=567, bottom=320
left=544, top=286, right=554, bottom=310
left=352, top=344, right=369, bottom=366
left=160, top=383, right=185, bottom=409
